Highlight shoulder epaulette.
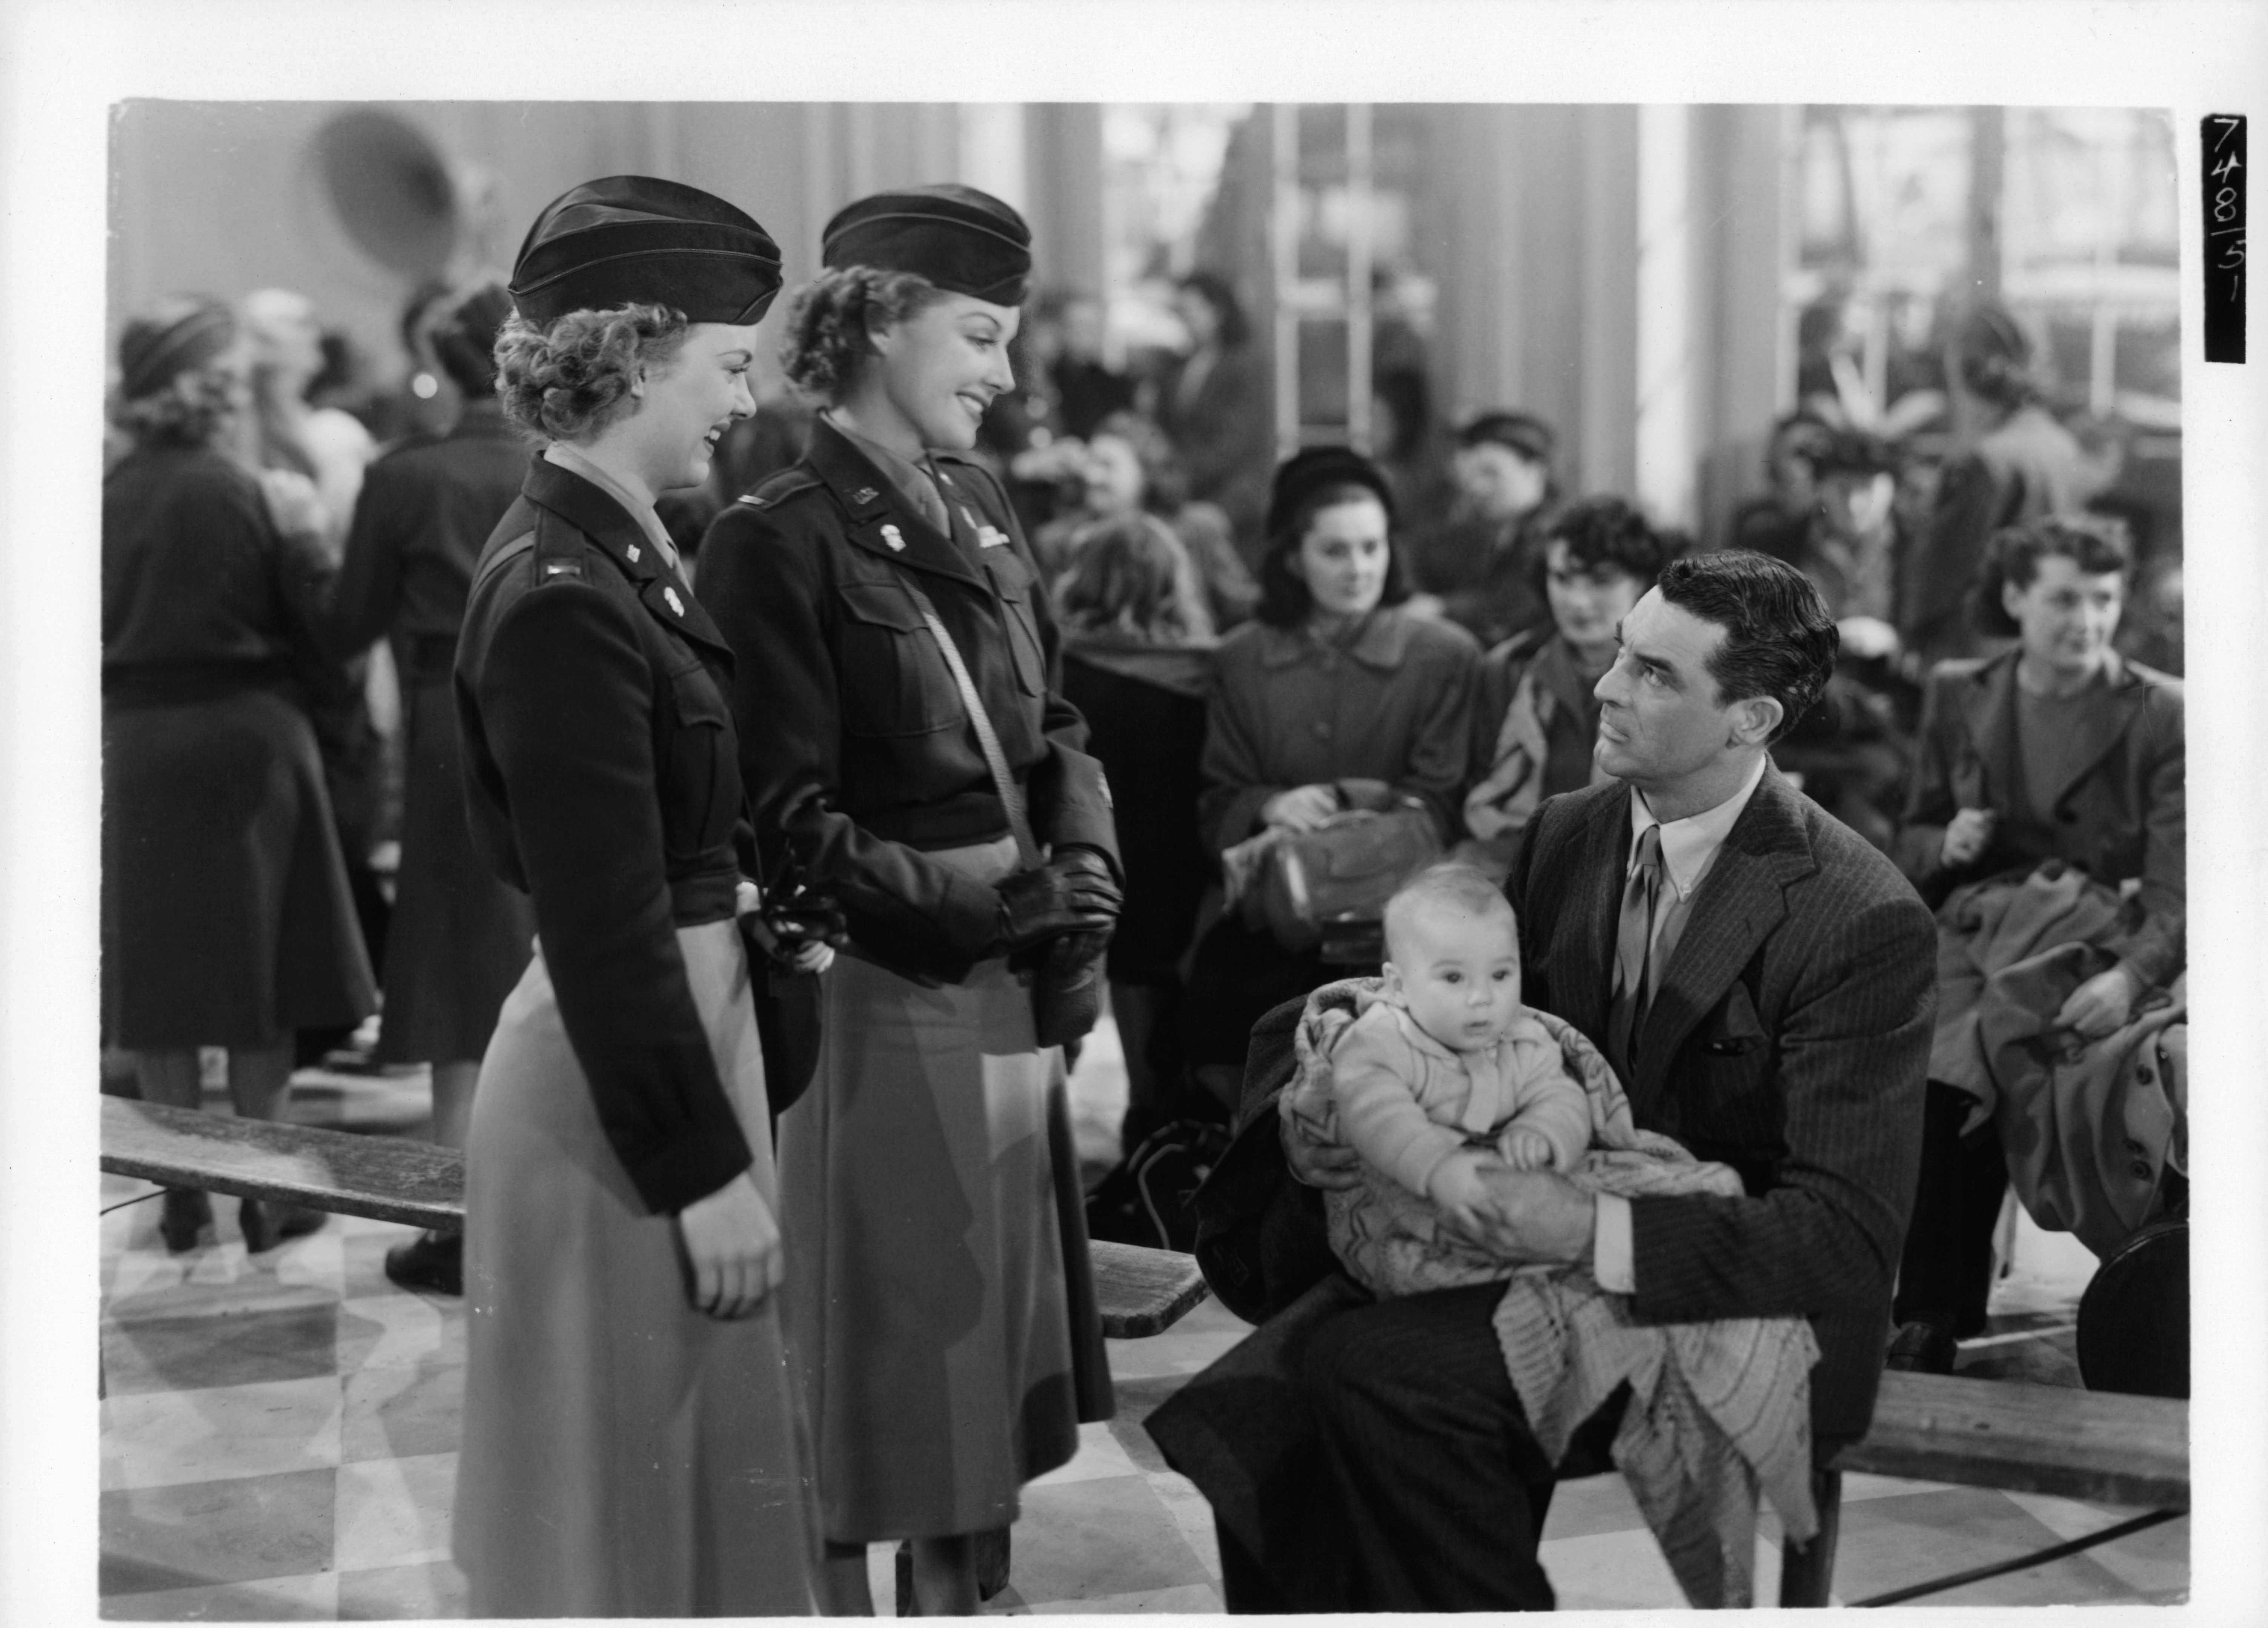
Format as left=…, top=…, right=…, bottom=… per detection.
left=737, top=467, right=825, bottom=510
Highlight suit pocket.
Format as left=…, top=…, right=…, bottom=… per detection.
left=835, top=582, right=960, bottom=737
left=1695, top=981, right=1766, bottom=1057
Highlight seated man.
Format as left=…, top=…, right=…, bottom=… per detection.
left=1147, top=550, right=1938, bottom=1611
left=1887, top=515, right=2184, bottom=1373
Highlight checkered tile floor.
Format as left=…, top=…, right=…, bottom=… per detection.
left=97, top=1032, right=2187, bottom=1616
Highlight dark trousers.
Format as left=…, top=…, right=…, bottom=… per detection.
left=1892, top=1080, right=2009, bottom=1339
left=1276, top=1283, right=1581, bottom=1611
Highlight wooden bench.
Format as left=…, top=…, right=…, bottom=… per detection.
left=100, top=1097, right=1210, bottom=1339
left=1776, top=1370, right=2189, bottom=1606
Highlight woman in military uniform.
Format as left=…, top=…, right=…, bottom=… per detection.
left=699, top=185, right=1123, bottom=1616
left=448, top=177, right=821, bottom=1618
left=323, top=279, right=534, bottom=1296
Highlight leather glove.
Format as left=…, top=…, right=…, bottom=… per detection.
left=994, top=847, right=1122, bottom=955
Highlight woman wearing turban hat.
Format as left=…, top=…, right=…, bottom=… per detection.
left=697, top=183, right=1123, bottom=1615
left=447, top=177, right=822, bottom=1616
left=102, top=296, right=378, bottom=1253
left=319, top=278, right=535, bottom=1298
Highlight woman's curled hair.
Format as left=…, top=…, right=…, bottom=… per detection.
left=1054, top=512, right=1207, bottom=644
left=778, top=266, right=943, bottom=402
left=494, top=303, right=689, bottom=441
left=1971, top=514, right=2133, bottom=638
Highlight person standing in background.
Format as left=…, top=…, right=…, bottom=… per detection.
left=242, top=287, right=392, bottom=1063
left=322, top=280, right=536, bottom=1296
left=103, top=298, right=377, bottom=1254
left=1054, top=511, right=1221, bottom=1151
left=1899, top=301, right=2086, bottom=668
left=1156, top=270, right=1274, bottom=561
left=1403, top=411, right=1558, bottom=650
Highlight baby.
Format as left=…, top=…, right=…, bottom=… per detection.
left=1328, top=864, right=1590, bottom=1248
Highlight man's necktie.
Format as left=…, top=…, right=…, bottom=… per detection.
left=1607, top=824, right=1665, bottom=1078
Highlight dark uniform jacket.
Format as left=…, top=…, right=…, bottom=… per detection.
left=326, top=405, right=526, bottom=677
left=454, top=457, right=757, bottom=1215
left=1894, top=648, right=2185, bottom=989
left=697, top=415, right=1120, bottom=987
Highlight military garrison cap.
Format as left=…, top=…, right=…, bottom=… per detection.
left=821, top=183, right=1032, bottom=306
left=509, top=175, right=783, bottom=327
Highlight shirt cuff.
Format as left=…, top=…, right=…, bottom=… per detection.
left=1592, top=1192, right=1635, bottom=1293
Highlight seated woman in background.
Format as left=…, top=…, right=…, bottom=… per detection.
left=1032, top=409, right=1258, bottom=633
left=1460, top=496, right=1678, bottom=875
left=1401, top=410, right=1560, bottom=650
left=1054, top=513, right=1220, bottom=1151
left=1887, top=514, right=2183, bottom=1375
left=1182, top=447, right=1478, bottom=1114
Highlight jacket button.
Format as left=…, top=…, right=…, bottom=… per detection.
left=2135, top=1065, right=2154, bottom=1085
left=2130, top=1158, right=2154, bottom=1179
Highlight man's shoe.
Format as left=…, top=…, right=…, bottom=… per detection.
left=1885, top=1319, right=1959, bottom=1375
left=240, top=1198, right=327, bottom=1254
left=383, top=1231, right=464, bottom=1296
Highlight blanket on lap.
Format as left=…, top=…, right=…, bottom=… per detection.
left=1283, top=978, right=1821, bottom=1608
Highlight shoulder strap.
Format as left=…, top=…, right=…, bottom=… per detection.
left=897, top=575, right=1042, bottom=871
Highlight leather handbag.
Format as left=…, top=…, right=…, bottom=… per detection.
left=1249, top=803, right=1443, bottom=954
left=899, top=576, right=1108, bottom=1048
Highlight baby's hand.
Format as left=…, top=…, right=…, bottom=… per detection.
left=1424, top=1150, right=1501, bottom=1241
left=1498, top=1126, right=1557, bottom=1171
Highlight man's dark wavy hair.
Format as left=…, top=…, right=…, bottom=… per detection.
left=1654, top=550, right=1838, bottom=744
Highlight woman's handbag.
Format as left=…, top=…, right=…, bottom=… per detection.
left=1248, top=804, right=1443, bottom=954
left=897, top=577, right=1108, bottom=1048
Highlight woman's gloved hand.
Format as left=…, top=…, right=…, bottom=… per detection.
left=994, top=846, right=1122, bottom=954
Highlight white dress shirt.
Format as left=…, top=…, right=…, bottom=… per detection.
left=1590, top=752, right=1771, bottom=1292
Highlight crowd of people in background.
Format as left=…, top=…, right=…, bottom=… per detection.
left=100, top=209, right=2185, bottom=1611
left=102, top=256, right=2187, bottom=1158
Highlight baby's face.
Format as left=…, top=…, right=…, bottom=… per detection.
left=1386, top=906, right=1526, bottom=1052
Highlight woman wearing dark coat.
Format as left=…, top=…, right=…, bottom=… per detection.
left=698, top=185, right=1122, bottom=1616
left=1054, top=511, right=1219, bottom=1149
left=447, top=178, right=821, bottom=1617
left=1181, top=447, right=1479, bottom=1111
left=323, top=280, right=534, bottom=1295
left=1887, top=515, right=2183, bottom=1373
left=102, top=298, right=376, bottom=1255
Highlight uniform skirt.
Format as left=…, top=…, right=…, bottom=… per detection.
left=372, top=673, right=533, bottom=1064
left=779, top=836, right=1109, bottom=1543
left=101, top=688, right=376, bottom=1051
left=453, top=919, right=819, bottom=1618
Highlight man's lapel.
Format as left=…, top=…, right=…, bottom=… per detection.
left=1627, top=769, right=1815, bottom=1114
left=1555, top=785, right=1634, bottom=1046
